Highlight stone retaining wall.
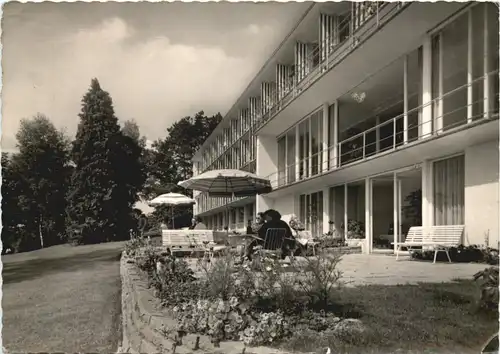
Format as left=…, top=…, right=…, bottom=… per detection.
left=118, top=252, right=290, bottom=354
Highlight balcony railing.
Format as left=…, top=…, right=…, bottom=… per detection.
left=199, top=2, right=407, bottom=173
left=255, top=1, right=408, bottom=131
left=268, top=70, right=499, bottom=189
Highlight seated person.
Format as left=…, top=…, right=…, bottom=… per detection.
left=246, top=212, right=265, bottom=235
left=189, top=216, right=207, bottom=230
left=244, top=209, right=297, bottom=260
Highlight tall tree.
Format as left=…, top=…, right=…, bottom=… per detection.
left=122, top=119, right=147, bottom=149
left=2, top=153, right=26, bottom=252
left=3, top=114, right=71, bottom=251
left=66, top=78, right=145, bottom=244
left=145, top=111, right=222, bottom=228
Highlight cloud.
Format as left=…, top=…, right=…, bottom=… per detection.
left=2, top=16, right=260, bottom=150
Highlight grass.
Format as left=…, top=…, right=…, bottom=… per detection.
left=2, top=242, right=125, bottom=352
left=283, top=280, right=498, bottom=354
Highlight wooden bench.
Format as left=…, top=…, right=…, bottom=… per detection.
left=395, top=225, right=464, bottom=263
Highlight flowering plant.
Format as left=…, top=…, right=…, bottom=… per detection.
left=173, top=295, right=289, bottom=346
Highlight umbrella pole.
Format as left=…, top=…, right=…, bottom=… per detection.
left=172, top=207, right=175, bottom=229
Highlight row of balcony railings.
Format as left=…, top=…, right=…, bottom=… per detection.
left=199, top=1, right=406, bottom=174
left=196, top=160, right=256, bottom=213
left=255, top=1, right=407, bottom=130
left=196, top=69, right=499, bottom=213
left=200, top=132, right=256, bottom=173
left=269, top=71, right=499, bottom=189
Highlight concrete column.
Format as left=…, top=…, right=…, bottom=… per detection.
left=332, top=101, right=339, bottom=168
left=403, top=55, right=409, bottom=144
left=421, top=36, right=433, bottom=139
left=393, top=172, right=399, bottom=252
left=467, top=9, right=473, bottom=123
left=483, top=3, right=490, bottom=119
left=295, top=125, right=300, bottom=181
left=330, top=188, right=336, bottom=233
left=308, top=119, right=312, bottom=178
left=364, top=178, right=372, bottom=254
left=421, top=160, right=432, bottom=231
left=322, top=187, right=330, bottom=235
left=322, top=102, right=329, bottom=172
left=343, top=183, right=348, bottom=241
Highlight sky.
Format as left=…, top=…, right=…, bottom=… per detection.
left=1, top=1, right=308, bottom=153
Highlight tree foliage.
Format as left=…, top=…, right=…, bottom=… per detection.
left=144, top=111, right=221, bottom=228
left=66, top=78, right=146, bottom=244
left=2, top=114, right=71, bottom=252
left=1, top=77, right=220, bottom=252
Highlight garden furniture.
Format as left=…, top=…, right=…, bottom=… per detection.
left=394, top=225, right=464, bottom=263
left=254, top=228, right=287, bottom=259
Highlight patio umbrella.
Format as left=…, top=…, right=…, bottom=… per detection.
left=178, top=169, right=272, bottom=230
left=148, top=193, right=196, bottom=229
left=178, top=169, right=272, bottom=197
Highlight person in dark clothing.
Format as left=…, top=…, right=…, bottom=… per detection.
left=245, top=209, right=297, bottom=260
left=247, top=212, right=265, bottom=235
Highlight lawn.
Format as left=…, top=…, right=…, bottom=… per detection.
left=2, top=242, right=125, bottom=353
left=283, top=280, right=499, bottom=354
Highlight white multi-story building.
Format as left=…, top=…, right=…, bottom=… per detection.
left=192, top=2, right=499, bottom=252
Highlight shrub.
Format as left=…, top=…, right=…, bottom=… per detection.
left=153, top=255, right=200, bottom=306
left=197, top=253, right=238, bottom=301
left=134, top=244, right=160, bottom=274
left=250, top=256, right=304, bottom=315
left=473, top=266, right=499, bottom=311
left=173, top=297, right=290, bottom=346
left=412, top=244, right=499, bottom=264
left=295, top=251, right=344, bottom=310
left=124, top=237, right=147, bottom=257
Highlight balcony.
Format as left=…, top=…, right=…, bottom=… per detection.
left=255, top=1, right=408, bottom=132
left=257, top=1, right=470, bottom=136
left=266, top=69, right=500, bottom=196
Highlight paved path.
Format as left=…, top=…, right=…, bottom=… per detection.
left=190, top=252, right=488, bottom=286
left=2, top=242, right=125, bottom=353
left=339, top=253, right=488, bottom=286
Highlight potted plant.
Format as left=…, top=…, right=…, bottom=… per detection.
left=402, top=189, right=422, bottom=227
left=341, top=219, right=365, bottom=247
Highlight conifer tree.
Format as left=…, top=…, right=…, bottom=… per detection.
left=66, top=78, right=145, bottom=244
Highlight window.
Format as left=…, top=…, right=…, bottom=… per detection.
left=432, top=3, right=499, bottom=130
left=299, top=120, right=310, bottom=179
left=277, top=137, right=286, bottom=186
left=299, top=191, right=324, bottom=237
left=286, top=129, right=296, bottom=183
left=433, top=155, right=465, bottom=225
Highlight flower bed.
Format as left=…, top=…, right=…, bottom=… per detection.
left=124, top=239, right=365, bottom=350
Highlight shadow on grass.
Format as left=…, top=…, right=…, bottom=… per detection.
left=283, top=281, right=499, bottom=354
left=2, top=248, right=122, bottom=285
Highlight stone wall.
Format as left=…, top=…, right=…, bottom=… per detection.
left=118, top=253, right=290, bottom=354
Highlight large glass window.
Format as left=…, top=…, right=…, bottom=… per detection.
left=310, top=111, right=323, bottom=176
left=299, top=119, right=310, bottom=179
left=441, top=12, right=468, bottom=130
left=286, top=129, right=296, bottom=184
left=277, top=136, right=286, bottom=187
left=433, top=155, right=465, bottom=225
left=299, top=190, right=324, bottom=237
left=432, top=3, right=499, bottom=129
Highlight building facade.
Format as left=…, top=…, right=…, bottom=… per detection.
left=192, top=2, right=500, bottom=252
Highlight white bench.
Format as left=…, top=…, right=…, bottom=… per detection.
left=162, top=230, right=226, bottom=259
left=395, top=225, right=464, bottom=263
